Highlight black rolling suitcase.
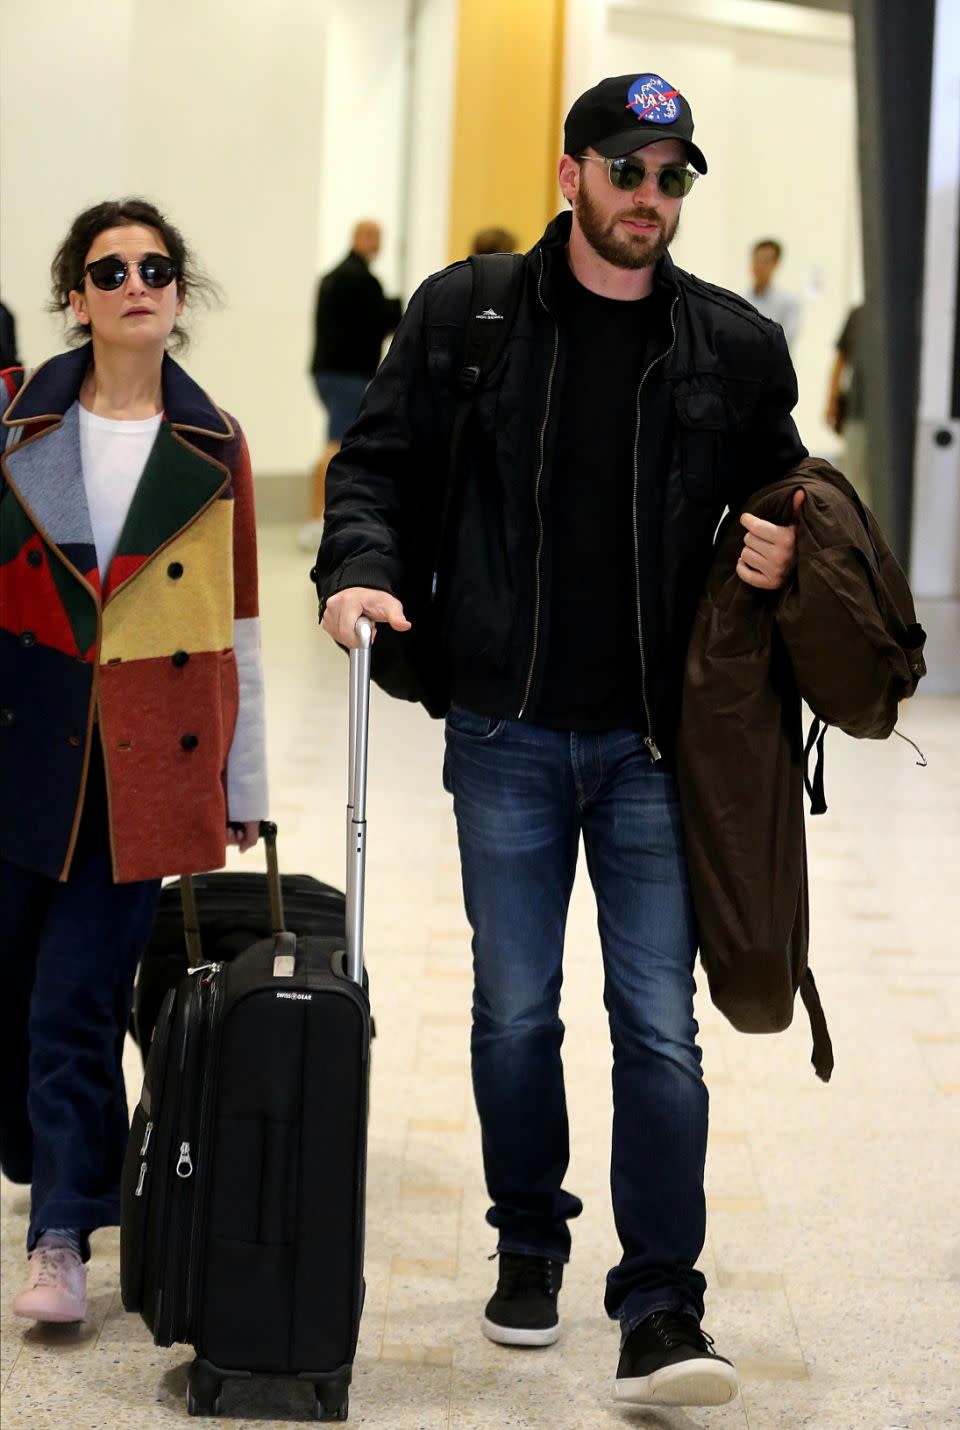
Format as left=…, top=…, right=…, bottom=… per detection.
left=121, top=620, right=376, bottom=1421
left=131, top=837, right=346, bottom=1057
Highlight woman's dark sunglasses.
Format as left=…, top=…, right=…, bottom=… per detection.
left=83, top=253, right=179, bottom=291
left=579, top=154, right=698, bottom=199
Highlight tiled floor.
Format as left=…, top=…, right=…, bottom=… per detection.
left=2, top=523, right=959, bottom=1428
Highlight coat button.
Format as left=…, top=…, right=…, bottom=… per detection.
left=167, top=561, right=184, bottom=580
left=19, top=631, right=36, bottom=648
left=0, top=708, right=14, bottom=727
left=180, top=733, right=199, bottom=751
left=172, top=650, right=189, bottom=668
left=27, top=549, right=43, bottom=568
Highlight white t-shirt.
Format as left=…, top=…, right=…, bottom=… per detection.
left=741, top=282, right=801, bottom=349
left=78, top=405, right=162, bottom=578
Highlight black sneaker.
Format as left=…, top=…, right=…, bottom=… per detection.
left=615, top=1311, right=739, bottom=1406
left=481, top=1253, right=564, bottom=1347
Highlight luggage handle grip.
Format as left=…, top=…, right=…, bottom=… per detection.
left=345, top=617, right=372, bottom=985
left=179, top=820, right=284, bottom=967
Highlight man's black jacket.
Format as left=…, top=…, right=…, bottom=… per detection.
left=315, top=211, right=807, bottom=757
left=310, top=252, right=403, bottom=379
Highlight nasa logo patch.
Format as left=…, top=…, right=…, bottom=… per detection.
left=626, top=74, right=681, bottom=126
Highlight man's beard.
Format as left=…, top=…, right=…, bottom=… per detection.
left=576, top=184, right=679, bottom=269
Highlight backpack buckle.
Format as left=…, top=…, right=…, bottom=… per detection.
left=458, top=364, right=481, bottom=393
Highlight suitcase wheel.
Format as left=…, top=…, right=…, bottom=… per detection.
left=186, top=1360, right=223, bottom=1416
left=314, top=1387, right=348, bottom=1421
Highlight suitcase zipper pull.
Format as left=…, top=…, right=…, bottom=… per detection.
left=176, top=1141, right=194, bottom=1178
left=135, top=1163, right=148, bottom=1197
left=140, top=1120, right=154, bottom=1156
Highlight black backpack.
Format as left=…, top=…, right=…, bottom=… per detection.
left=366, top=252, right=527, bottom=714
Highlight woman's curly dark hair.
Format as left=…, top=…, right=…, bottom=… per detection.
left=49, top=198, right=220, bottom=353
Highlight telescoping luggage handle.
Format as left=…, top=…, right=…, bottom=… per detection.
left=180, top=822, right=283, bottom=968
left=345, top=617, right=373, bottom=985
left=179, top=618, right=371, bottom=983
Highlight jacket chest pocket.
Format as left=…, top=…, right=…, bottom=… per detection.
left=674, top=387, right=735, bottom=506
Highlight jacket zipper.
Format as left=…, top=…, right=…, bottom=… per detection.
left=158, top=979, right=202, bottom=1343
left=632, top=294, right=680, bottom=762
left=518, top=252, right=559, bottom=719
left=183, top=964, right=223, bottom=1339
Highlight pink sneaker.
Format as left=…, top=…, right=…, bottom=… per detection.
left=12, top=1241, right=88, bottom=1323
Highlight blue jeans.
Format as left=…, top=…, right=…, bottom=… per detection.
left=313, top=371, right=368, bottom=442
left=443, top=710, right=708, bottom=1330
left=0, top=735, right=161, bottom=1260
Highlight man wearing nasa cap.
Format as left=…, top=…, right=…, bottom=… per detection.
left=317, top=73, right=808, bottom=1410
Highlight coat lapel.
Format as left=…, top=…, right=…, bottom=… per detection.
left=2, top=402, right=98, bottom=591
left=103, top=420, right=228, bottom=600
left=2, top=347, right=236, bottom=607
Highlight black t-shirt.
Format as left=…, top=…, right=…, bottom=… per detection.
left=528, top=258, right=663, bottom=732
left=836, top=305, right=865, bottom=421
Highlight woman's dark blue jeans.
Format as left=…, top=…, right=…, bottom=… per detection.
left=443, top=710, right=708, bottom=1332
left=0, top=736, right=161, bottom=1260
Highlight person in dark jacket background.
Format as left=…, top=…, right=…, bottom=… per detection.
left=299, top=221, right=403, bottom=550
left=0, top=298, right=20, bottom=369
left=316, top=74, right=807, bottom=1410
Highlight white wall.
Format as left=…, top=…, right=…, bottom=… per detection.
left=0, top=0, right=328, bottom=477
left=315, top=0, right=456, bottom=302
left=0, top=0, right=456, bottom=480
left=564, top=0, right=862, bottom=455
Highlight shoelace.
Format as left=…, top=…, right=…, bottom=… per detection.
left=646, top=1311, right=717, bottom=1355
left=32, top=1248, right=77, bottom=1287
left=496, top=1254, right=555, bottom=1299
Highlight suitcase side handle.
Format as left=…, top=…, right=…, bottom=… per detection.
left=345, top=617, right=372, bottom=985
left=179, top=820, right=285, bottom=966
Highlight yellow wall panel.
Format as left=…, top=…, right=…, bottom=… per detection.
left=449, top=0, right=566, bottom=263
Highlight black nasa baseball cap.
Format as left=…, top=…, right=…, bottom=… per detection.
left=564, top=73, right=708, bottom=174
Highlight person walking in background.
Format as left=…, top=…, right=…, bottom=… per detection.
left=299, top=221, right=403, bottom=551
left=0, top=198, right=268, bottom=1325
left=316, top=72, right=808, bottom=1410
left=0, top=297, right=20, bottom=369
left=825, top=303, right=869, bottom=505
left=743, top=238, right=801, bottom=351
left=471, top=226, right=519, bottom=256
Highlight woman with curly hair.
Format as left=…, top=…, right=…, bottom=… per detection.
left=0, top=199, right=268, bottom=1323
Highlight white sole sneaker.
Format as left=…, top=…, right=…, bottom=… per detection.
left=482, top=1316, right=560, bottom=1348
left=615, top=1359, right=740, bottom=1407
left=12, top=1297, right=86, bottom=1324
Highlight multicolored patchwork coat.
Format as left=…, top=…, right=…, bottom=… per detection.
left=0, top=347, right=268, bottom=883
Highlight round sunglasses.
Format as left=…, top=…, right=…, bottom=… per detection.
left=83, top=252, right=180, bottom=292
left=579, top=154, right=699, bottom=199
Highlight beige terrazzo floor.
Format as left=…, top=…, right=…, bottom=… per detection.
left=2, top=523, right=959, bottom=1429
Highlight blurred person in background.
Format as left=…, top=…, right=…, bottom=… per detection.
left=0, top=198, right=268, bottom=1325
left=825, top=303, right=868, bottom=505
left=300, top=221, right=403, bottom=551
left=743, top=237, right=800, bottom=352
left=471, top=226, right=519, bottom=255
left=317, top=72, right=809, bottom=1411
left=0, top=297, right=20, bottom=368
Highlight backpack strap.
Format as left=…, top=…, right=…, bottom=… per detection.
left=458, top=253, right=526, bottom=392
left=803, top=715, right=828, bottom=816
left=432, top=254, right=526, bottom=599
left=799, top=967, right=834, bottom=1082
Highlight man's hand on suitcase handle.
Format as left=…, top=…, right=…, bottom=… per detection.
left=322, top=587, right=411, bottom=647
left=226, top=820, right=261, bottom=853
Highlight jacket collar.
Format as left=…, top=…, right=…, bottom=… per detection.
left=2, top=346, right=233, bottom=441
